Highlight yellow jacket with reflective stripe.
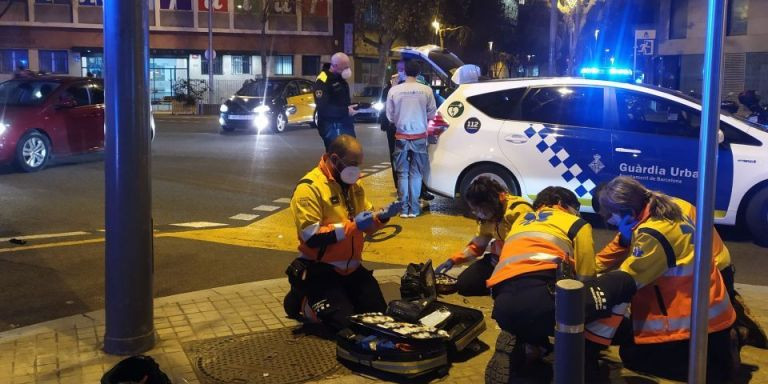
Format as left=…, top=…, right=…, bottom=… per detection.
left=450, top=195, right=533, bottom=265
left=291, top=155, right=385, bottom=275
left=486, top=206, right=596, bottom=287
left=619, top=205, right=735, bottom=344
left=596, top=197, right=731, bottom=272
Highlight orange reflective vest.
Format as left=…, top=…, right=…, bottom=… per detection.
left=290, top=155, right=386, bottom=275
left=590, top=204, right=735, bottom=345
left=486, top=206, right=596, bottom=288
left=450, top=195, right=533, bottom=265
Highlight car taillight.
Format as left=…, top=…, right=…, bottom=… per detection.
left=428, top=112, right=450, bottom=137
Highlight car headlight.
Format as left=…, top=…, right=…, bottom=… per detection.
left=373, top=102, right=384, bottom=111
left=0, top=122, right=7, bottom=136
left=253, top=105, right=270, bottom=113
left=220, top=104, right=229, bottom=113
left=254, top=114, right=270, bottom=131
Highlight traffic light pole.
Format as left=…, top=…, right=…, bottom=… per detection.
left=103, top=0, right=155, bottom=355
left=549, top=0, right=557, bottom=76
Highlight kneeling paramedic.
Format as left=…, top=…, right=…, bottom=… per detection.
left=583, top=176, right=739, bottom=381
left=435, top=176, right=533, bottom=296
left=484, top=186, right=596, bottom=380
left=283, top=135, right=402, bottom=331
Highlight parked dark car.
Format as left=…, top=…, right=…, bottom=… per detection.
left=219, top=77, right=315, bottom=133
left=352, top=86, right=384, bottom=122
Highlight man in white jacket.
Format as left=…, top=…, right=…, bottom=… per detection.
left=386, top=60, right=437, bottom=217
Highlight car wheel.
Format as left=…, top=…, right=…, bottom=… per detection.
left=221, top=125, right=235, bottom=133
left=458, top=164, right=520, bottom=199
left=745, top=187, right=768, bottom=247
left=273, top=112, right=287, bottom=133
left=310, top=110, right=318, bottom=129
left=15, top=131, right=51, bottom=172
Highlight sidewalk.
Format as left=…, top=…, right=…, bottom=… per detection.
left=1, top=269, right=767, bottom=384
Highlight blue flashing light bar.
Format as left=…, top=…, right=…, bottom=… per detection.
left=579, top=67, right=635, bottom=82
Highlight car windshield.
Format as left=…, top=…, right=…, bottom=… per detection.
left=428, top=50, right=464, bottom=75
left=236, top=80, right=287, bottom=97
left=0, top=80, right=61, bottom=106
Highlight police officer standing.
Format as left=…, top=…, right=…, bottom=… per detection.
left=315, top=52, right=358, bottom=150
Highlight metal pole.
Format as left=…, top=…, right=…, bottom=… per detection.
left=549, top=0, right=557, bottom=76
left=103, top=0, right=155, bottom=355
left=555, top=279, right=585, bottom=384
left=688, top=0, right=726, bottom=381
left=208, top=1, right=214, bottom=105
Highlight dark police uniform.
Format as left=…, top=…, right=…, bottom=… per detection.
left=314, top=69, right=354, bottom=149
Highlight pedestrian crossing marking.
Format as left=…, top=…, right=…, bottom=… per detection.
left=272, top=198, right=292, bottom=204
left=230, top=214, right=260, bottom=221
left=253, top=205, right=281, bottom=212
left=170, top=222, right=229, bottom=229
left=371, top=165, right=388, bottom=169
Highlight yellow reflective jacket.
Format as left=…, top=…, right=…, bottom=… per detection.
left=487, top=206, right=596, bottom=287
left=291, top=155, right=386, bottom=275
left=450, top=195, right=533, bottom=264
left=618, top=205, right=735, bottom=344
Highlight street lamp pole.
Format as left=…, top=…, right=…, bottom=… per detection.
left=549, top=0, right=557, bottom=75
left=208, top=1, right=214, bottom=105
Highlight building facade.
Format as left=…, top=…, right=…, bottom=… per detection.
left=657, top=0, right=768, bottom=99
left=0, top=0, right=345, bottom=103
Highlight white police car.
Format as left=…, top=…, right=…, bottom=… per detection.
left=426, top=77, right=768, bottom=243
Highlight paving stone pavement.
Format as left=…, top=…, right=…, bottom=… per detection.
left=1, top=270, right=767, bottom=384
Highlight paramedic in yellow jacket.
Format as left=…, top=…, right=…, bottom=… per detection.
left=484, top=186, right=595, bottom=380
left=582, top=176, right=738, bottom=380
left=283, top=135, right=402, bottom=331
left=434, top=176, right=533, bottom=296
left=591, top=182, right=767, bottom=349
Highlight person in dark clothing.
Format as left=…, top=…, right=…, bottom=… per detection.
left=380, top=73, right=399, bottom=186
left=314, top=52, right=358, bottom=150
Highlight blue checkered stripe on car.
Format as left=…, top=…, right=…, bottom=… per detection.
left=523, top=124, right=597, bottom=198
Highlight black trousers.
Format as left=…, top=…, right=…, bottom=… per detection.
left=491, top=274, right=556, bottom=347
left=456, top=256, right=495, bottom=296
left=288, top=263, right=387, bottom=331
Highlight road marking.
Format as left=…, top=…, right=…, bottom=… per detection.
left=371, top=165, right=388, bottom=169
left=0, top=231, right=90, bottom=242
left=0, top=238, right=105, bottom=253
left=272, top=198, right=291, bottom=204
left=379, top=162, right=390, bottom=165
left=230, top=214, right=260, bottom=221
left=362, top=169, right=378, bottom=173
left=253, top=205, right=281, bottom=212
left=170, top=222, right=229, bottom=229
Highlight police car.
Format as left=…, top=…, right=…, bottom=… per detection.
left=426, top=77, right=768, bottom=243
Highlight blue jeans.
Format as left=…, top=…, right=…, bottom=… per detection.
left=393, top=138, right=428, bottom=215
left=320, top=119, right=355, bottom=150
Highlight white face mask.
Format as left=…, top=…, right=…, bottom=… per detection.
left=606, top=213, right=623, bottom=226
left=340, top=165, right=360, bottom=184
left=341, top=68, right=352, bottom=80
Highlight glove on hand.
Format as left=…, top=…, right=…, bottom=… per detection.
left=378, top=201, right=403, bottom=220
left=354, top=211, right=374, bottom=232
left=435, top=259, right=454, bottom=274
left=617, top=215, right=637, bottom=247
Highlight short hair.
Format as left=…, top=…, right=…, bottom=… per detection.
left=327, top=134, right=359, bottom=158
left=464, top=176, right=507, bottom=207
left=404, top=60, right=420, bottom=77
left=533, top=186, right=580, bottom=211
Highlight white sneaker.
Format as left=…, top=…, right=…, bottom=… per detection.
left=400, top=213, right=410, bottom=218
left=408, top=213, right=417, bottom=218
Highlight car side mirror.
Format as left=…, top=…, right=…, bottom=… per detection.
left=285, top=105, right=297, bottom=115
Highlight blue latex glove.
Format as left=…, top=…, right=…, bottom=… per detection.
left=435, top=259, right=454, bottom=274
left=617, top=215, right=637, bottom=247
left=355, top=211, right=374, bottom=232
left=378, top=201, right=403, bottom=220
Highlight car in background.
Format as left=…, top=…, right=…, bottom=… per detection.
left=352, top=85, right=384, bottom=123
left=426, top=77, right=768, bottom=244
left=219, top=77, right=315, bottom=134
left=0, top=76, right=155, bottom=172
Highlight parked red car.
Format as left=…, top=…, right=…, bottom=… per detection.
left=0, top=76, right=154, bottom=172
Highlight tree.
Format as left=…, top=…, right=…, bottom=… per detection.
left=354, top=0, right=438, bottom=88
left=256, top=0, right=299, bottom=80
left=558, top=0, right=602, bottom=75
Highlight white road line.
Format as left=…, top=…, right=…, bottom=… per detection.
left=272, top=197, right=292, bottom=204
left=253, top=205, right=281, bottom=212
left=0, top=231, right=90, bottom=242
left=362, top=169, right=378, bottom=172
left=170, top=222, right=229, bottom=229
left=380, top=162, right=391, bottom=165
left=371, top=165, right=388, bottom=169
left=230, top=214, right=260, bottom=221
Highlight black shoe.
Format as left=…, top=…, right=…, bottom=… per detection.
left=420, top=191, right=435, bottom=201
left=485, top=331, right=525, bottom=384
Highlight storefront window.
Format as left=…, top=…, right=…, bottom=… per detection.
left=150, top=57, right=189, bottom=102
left=232, top=55, right=251, bottom=75
left=81, top=55, right=103, bottom=77
left=0, top=49, right=29, bottom=73
left=39, top=50, right=69, bottom=74
left=274, top=55, right=293, bottom=75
